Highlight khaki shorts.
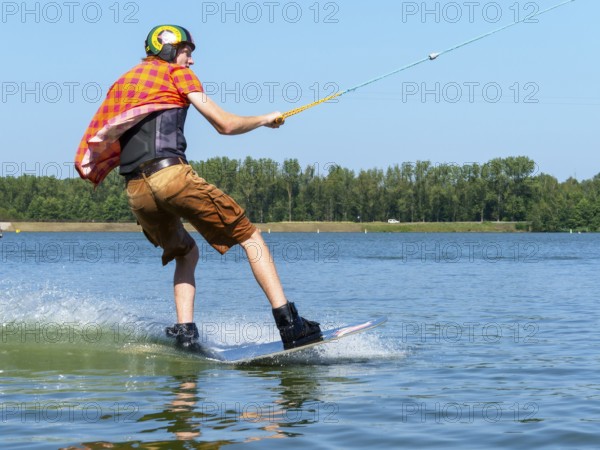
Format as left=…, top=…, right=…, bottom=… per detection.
left=126, top=164, right=256, bottom=265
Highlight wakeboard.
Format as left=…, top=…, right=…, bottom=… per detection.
left=204, top=316, right=387, bottom=364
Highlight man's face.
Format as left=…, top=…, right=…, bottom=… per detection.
left=175, top=45, right=194, bottom=68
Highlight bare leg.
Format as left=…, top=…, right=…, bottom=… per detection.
left=173, top=244, right=199, bottom=323
left=240, top=229, right=287, bottom=309
left=240, top=229, right=321, bottom=348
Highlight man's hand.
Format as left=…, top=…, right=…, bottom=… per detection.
left=265, top=112, right=285, bottom=129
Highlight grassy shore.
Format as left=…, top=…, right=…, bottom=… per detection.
left=2, top=221, right=528, bottom=233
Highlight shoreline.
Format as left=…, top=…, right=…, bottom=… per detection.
left=1, top=221, right=527, bottom=233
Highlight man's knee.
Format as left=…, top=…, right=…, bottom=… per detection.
left=240, top=230, right=267, bottom=263
left=188, top=243, right=200, bottom=262
left=241, top=228, right=263, bottom=247
left=177, top=243, right=199, bottom=265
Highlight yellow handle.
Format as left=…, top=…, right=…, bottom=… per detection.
left=276, top=91, right=343, bottom=124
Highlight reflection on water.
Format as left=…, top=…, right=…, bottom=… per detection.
left=49, top=362, right=353, bottom=449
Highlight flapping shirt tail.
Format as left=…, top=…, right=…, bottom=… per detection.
left=75, top=60, right=203, bottom=186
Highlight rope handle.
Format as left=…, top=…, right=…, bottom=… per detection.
left=275, top=91, right=343, bottom=124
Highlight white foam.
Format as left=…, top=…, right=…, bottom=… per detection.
left=0, top=281, right=165, bottom=343
left=1, top=282, right=403, bottom=364
left=317, top=333, right=401, bottom=359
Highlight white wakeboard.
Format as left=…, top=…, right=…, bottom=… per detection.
left=203, top=317, right=387, bottom=364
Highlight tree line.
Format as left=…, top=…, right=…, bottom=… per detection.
left=1, top=156, right=599, bottom=232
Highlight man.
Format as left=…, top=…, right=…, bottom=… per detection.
left=76, top=25, right=321, bottom=353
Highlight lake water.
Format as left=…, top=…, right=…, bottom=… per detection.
left=1, top=231, right=599, bottom=449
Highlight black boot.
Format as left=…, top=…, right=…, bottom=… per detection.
left=166, top=322, right=213, bottom=357
left=272, top=302, right=322, bottom=350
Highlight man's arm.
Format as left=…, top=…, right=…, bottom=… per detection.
left=188, top=91, right=283, bottom=135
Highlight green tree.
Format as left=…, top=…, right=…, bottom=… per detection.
left=413, top=161, right=431, bottom=222
left=281, top=159, right=301, bottom=222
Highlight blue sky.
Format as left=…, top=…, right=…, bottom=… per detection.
left=1, top=0, right=596, bottom=181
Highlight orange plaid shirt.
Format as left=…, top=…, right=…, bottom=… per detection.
left=75, top=59, right=203, bottom=186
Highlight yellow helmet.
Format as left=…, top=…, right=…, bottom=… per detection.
left=145, top=25, right=195, bottom=61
